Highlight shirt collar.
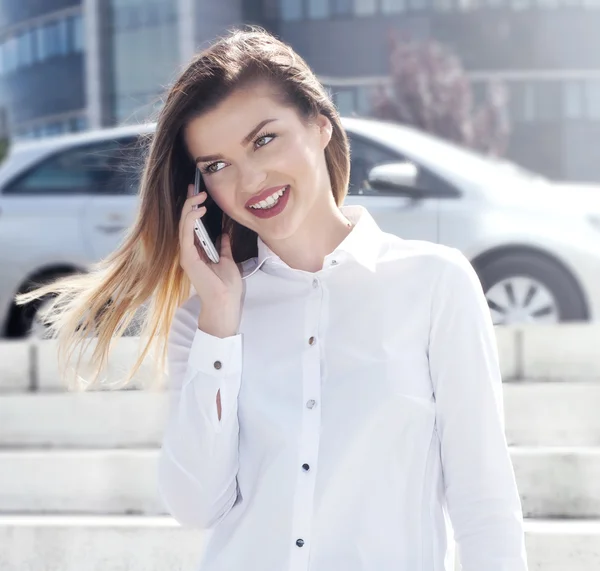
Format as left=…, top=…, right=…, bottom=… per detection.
left=239, top=205, right=383, bottom=279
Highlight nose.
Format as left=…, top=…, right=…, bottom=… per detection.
left=238, top=160, right=267, bottom=196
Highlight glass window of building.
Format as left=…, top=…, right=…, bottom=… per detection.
left=585, top=79, right=600, bottom=120
left=354, top=0, right=377, bottom=14
left=332, top=0, right=354, bottom=14
left=17, top=32, right=32, bottom=67
left=356, top=85, right=375, bottom=115
left=308, top=0, right=330, bottom=17
left=281, top=0, right=303, bottom=20
left=6, top=36, right=18, bottom=73
left=382, top=0, right=407, bottom=12
left=58, top=18, right=69, bottom=55
left=522, top=82, right=536, bottom=121
left=432, top=0, right=454, bottom=9
left=111, top=0, right=179, bottom=124
left=535, top=81, right=561, bottom=121
left=39, top=22, right=57, bottom=59
left=73, top=14, right=85, bottom=51
left=563, top=81, right=584, bottom=120
left=335, top=89, right=356, bottom=116
left=510, top=0, right=531, bottom=9
left=35, top=27, right=46, bottom=61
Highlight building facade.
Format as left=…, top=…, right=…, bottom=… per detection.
left=0, top=0, right=86, bottom=138
left=2, top=0, right=600, bottom=181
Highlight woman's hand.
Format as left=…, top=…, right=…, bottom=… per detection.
left=178, top=184, right=243, bottom=337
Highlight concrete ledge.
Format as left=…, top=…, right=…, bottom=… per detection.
left=0, top=392, right=168, bottom=449
left=512, top=447, right=600, bottom=518
left=0, top=341, right=30, bottom=392
left=2, top=448, right=600, bottom=519
left=0, top=450, right=162, bottom=515
left=1, top=324, right=600, bottom=391
left=520, top=323, right=600, bottom=381
left=0, top=516, right=599, bottom=571
left=35, top=337, right=164, bottom=391
left=0, top=516, right=202, bottom=571
left=495, top=326, right=518, bottom=380
left=504, top=382, right=600, bottom=447
left=3, top=382, right=600, bottom=449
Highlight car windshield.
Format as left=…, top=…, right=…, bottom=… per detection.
left=352, top=119, right=548, bottom=186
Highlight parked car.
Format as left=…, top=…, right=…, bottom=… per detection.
left=1, top=117, right=600, bottom=337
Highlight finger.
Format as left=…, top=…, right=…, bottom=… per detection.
left=187, top=183, right=194, bottom=199
left=179, top=192, right=207, bottom=236
left=184, top=191, right=207, bottom=211
left=181, top=207, right=207, bottom=252
left=219, top=232, right=234, bottom=261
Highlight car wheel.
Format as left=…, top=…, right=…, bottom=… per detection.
left=477, top=253, right=587, bottom=325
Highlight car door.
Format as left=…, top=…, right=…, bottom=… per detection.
left=0, top=147, right=93, bottom=304
left=344, top=134, right=440, bottom=243
left=79, top=137, right=143, bottom=260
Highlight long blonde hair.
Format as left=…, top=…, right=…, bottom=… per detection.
left=15, top=25, right=351, bottom=389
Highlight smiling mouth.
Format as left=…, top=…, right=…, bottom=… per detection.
left=247, top=186, right=289, bottom=210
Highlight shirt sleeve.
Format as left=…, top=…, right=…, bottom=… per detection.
left=428, top=247, right=529, bottom=571
left=157, top=294, right=243, bottom=529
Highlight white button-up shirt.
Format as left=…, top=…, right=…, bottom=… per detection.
left=158, top=205, right=529, bottom=571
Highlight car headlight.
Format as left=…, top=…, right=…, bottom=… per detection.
left=588, top=214, right=600, bottom=233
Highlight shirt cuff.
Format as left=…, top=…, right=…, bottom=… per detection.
left=187, top=327, right=243, bottom=378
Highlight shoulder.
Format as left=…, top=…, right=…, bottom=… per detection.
left=378, top=232, right=472, bottom=277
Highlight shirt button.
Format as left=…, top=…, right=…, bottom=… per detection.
left=312, top=278, right=319, bottom=288
left=296, top=538, right=305, bottom=547
left=306, top=399, right=316, bottom=409
left=308, top=336, right=316, bottom=346
left=302, top=463, right=310, bottom=471
left=213, top=361, right=222, bottom=370
left=331, top=259, right=338, bottom=266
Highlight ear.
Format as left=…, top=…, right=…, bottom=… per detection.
left=316, top=114, right=333, bottom=149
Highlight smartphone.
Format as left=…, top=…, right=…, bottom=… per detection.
left=193, top=167, right=220, bottom=264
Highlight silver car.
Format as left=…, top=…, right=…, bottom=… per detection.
left=2, top=117, right=600, bottom=337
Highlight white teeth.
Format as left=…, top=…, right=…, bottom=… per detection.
left=250, top=187, right=287, bottom=210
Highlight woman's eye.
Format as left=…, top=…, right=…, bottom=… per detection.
left=204, top=162, right=224, bottom=174
left=255, top=134, right=276, bottom=149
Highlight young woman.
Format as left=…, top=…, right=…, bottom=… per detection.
left=17, top=26, right=528, bottom=571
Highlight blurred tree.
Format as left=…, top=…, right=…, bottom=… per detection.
left=372, top=31, right=510, bottom=157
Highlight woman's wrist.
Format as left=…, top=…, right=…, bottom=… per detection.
left=197, top=305, right=240, bottom=339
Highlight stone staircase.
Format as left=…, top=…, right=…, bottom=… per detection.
left=1, top=331, right=600, bottom=570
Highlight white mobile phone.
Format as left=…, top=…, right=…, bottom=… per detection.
left=193, top=168, right=220, bottom=264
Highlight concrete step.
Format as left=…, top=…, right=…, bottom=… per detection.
left=0, top=391, right=168, bottom=449
left=3, top=324, right=600, bottom=392
left=1, top=448, right=600, bottom=519
left=1, top=382, right=600, bottom=449
left=0, top=515, right=599, bottom=571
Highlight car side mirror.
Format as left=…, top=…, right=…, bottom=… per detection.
left=367, top=162, right=421, bottom=196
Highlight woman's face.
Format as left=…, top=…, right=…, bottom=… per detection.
left=183, top=81, right=333, bottom=242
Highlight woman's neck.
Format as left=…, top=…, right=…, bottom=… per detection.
left=262, top=199, right=354, bottom=273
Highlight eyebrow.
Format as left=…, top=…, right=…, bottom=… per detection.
left=194, top=118, right=278, bottom=164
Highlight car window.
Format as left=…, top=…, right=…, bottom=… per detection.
left=348, top=136, right=400, bottom=195
left=4, top=137, right=144, bottom=196
left=348, top=134, right=460, bottom=198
